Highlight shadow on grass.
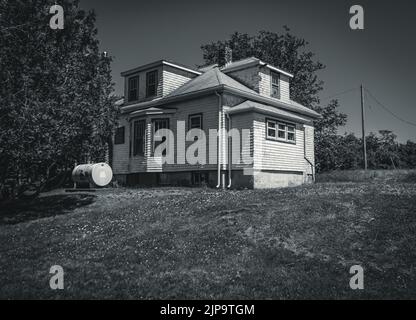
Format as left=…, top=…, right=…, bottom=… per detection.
left=0, top=194, right=96, bottom=225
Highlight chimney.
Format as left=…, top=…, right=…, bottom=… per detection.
left=224, top=46, right=232, bottom=66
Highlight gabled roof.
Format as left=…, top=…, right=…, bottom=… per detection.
left=165, top=67, right=257, bottom=98
left=221, top=57, right=294, bottom=78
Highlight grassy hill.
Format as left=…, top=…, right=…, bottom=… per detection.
left=0, top=179, right=415, bottom=299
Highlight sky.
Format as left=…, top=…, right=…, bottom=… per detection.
left=80, top=0, right=416, bottom=142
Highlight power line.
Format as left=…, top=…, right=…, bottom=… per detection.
left=364, top=88, right=416, bottom=128
left=320, top=87, right=359, bottom=102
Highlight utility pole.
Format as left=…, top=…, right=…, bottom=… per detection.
left=360, top=84, right=368, bottom=170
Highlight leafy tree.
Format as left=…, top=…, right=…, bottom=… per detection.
left=0, top=0, right=118, bottom=199
left=399, top=141, right=416, bottom=169
left=201, top=28, right=325, bottom=108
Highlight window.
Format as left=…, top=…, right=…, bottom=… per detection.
left=266, top=119, right=296, bottom=143
left=188, top=113, right=203, bottom=130
left=146, top=70, right=158, bottom=97
left=191, top=172, right=208, bottom=186
left=152, top=118, right=169, bottom=155
left=114, top=126, right=125, bottom=145
left=271, top=72, right=280, bottom=98
left=133, top=120, right=146, bottom=156
left=266, top=120, right=276, bottom=138
left=278, top=124, right=286, bottom=139
left=128, top=76, right=139, bottom=101
left=287, top=125, right=296, bottom=142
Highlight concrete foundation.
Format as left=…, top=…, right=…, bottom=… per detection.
left=253, top=170, right=305, bottom=189
left=114, top=170, right=310, bottom=189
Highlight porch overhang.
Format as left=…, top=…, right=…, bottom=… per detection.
left=128, top=107, right=177, bottom=120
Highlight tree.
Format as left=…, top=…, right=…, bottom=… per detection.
left=314, top=100, right=348, bottom=172
left=0, top=0, right=118, bottom=199
left=201, top=28, right=325, bottom=107
left=399, top=141, right=416, bottom=169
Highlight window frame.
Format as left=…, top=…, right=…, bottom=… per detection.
left=152, top=118, right=170, bottom=155
left=133, top=119, right=146, bottom=156
left=266, top=118, right=296, bottom=144
left=114, top=126, right=125, bottom=145
left=271, top=71, right=280, bottom=99
left=128, top=76, right=139, bottom=102
left=146, top=70, right=158, bottom=98
left=188, top=113, right=203, bottom=131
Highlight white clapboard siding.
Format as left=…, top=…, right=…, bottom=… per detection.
left=279, top=74, right=291, bottom=103
left=162, top=65, right=196, bottom=96
left=112, top=115, right=130, bottom=174
left=304, top=124, right=315, bottom=174
left=253, top=113, right=305, bottom=172
left=259, top=68, right=290, bottom=102
left=228, top=112, right=254, bottom=169
left=147, top=157, right=163, bottom=172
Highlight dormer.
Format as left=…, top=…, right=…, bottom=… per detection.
left=221, top=57, right=293, bottom=103
left=121, top=60, right=201, bottom=106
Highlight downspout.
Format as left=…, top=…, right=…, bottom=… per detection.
left=303, top=128, right=315, bottom=182
left=215, top=91, right=222, bottom=188
left=225, top=112, right=232, bottom=188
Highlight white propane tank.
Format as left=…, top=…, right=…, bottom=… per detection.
left=72, top=163, right=113, bottom=187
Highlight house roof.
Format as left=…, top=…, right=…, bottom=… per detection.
left=121, top=59, right=201, bottom=77
left=227, top=100, right=313, bottom=124
left=165, top=67, right=257, bottom=98
left=221, top=57, right=294, bottom=78
left=198, top=64, right=219, bottom=73
left=120, top=66, right=320, bottom=119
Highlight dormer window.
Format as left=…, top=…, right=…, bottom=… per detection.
left=271, top=72, right=280, bottom=99
left=128, top=76, right=139, bottom=102
left=146, top=70, right=158, bottom=97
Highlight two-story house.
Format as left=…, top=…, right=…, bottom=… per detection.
left=112, top=56, right=321, bottom=188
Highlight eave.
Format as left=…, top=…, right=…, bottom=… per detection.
left=120, top=85, right=321, bottom=120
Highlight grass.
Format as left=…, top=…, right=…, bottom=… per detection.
left=316, top=169, right=416, bottom=183
left=0, top=181, right=416, bottom=299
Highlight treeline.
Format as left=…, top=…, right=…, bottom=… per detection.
left=313, top=99, right=416, bottom=172
left=316, top=129, right=416, bottom=173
